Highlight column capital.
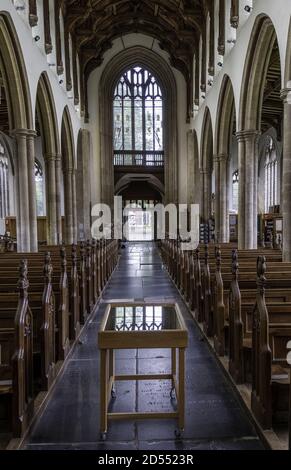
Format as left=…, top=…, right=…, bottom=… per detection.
left=280, top=88, right=291, bottom=102
left=45, top=153, right=57, bottom=162
left=63, top=166, right=74, bottom=175
left=11, top=128, right=37, bottom=138
left=236, top=129, right=260, bottom=142
left=218, top=153, right=228, bottom=162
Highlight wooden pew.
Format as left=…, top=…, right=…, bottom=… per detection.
left=0, top=253, right=56, bottom=392
left=0, top=260, right=34, bottom=437
left=0, top=249, right=69, bottom=363
left=251, top=256, right=291, bottom=429
left=228, top=250, right=291, bottom=384
left=209, top=248, right=291, bottom=356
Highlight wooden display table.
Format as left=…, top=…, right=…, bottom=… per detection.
left=98, top=302, right=188, bottom=440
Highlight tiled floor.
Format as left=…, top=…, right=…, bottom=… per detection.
left=24, top=242, right=264, bottom=450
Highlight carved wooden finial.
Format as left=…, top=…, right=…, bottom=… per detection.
left=278, top=234, right=282, bottom=251
left=60, top=245, right=67, bottom=272
left=80, top=241, right=85, bottom=259
left=231, top=249, right=239, bottom=280
left=257, top=256, right=267, bottom=295
left=216, top=246, right=222, bottom=271
left=72, top=244, right=77, bottom=266
left=205, top=244, right=209, bottom=262
left=44, top=252, right=53, bottom=284
left=269, top=231, right=274, bottom=249
left=18, top=259, right=29, bottom=296
left=195, top=247, right=200, bottom=260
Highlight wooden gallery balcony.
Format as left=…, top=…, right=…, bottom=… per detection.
left=114, top=151, right=164, bottom=174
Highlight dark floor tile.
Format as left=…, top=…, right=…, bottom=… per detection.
left=25, top=242, right=263, bottom=451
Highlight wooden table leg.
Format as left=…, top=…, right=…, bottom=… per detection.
left=171, top=348, right=176, bottom=394
left=109, top=349, right=116, bottom=397
left=178, top=347, right=185, bottom=431
left=100, top=349, right=108, bottom=437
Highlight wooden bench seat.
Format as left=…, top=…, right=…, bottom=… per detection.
left=0, top=261, right=34, bottom=438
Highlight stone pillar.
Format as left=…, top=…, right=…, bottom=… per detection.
left=71, top=168, right=78, bottom=243
left=46, top=154, right=57, bottom=245
left=26, top=130, right=38, bottom=252
left=281, top=88, right=291, bottom=261
left=237, top=130, right=260, bottom=249
left=13, top=130, right=30, bottom=252
left=55, top=154, right=62, bottom=243
left=77, top=130, right=91, bottom=240
left=63, top=168, right=74, bottom=244
left=214, top=155, right=220, bottom=242
left=219, top=154, right=229, bottom=243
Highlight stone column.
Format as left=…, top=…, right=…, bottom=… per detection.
left=281, top=88, right=291, bottom=261
left=237, top=130, right=260, bottom=249
left=46, top=154, right=57, bottom=245
left=71, top=168, right=78, bottom=243
left=214, top=155, right=220, bottom=242
left=63, top=168, right=74, bottom=244
left=200, top=169, right=207, bottom=222
left=26, top=130, right=38, bottom=252
left=55, top=154, right=62, bottom=243
left=219, top=154, right=229, bottom=243
left=13, top=130, right=30, bottom=252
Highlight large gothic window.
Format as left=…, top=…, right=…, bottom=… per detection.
left=264, top=137, right=279, bottom=213
left=232, top=170, right=239, bottom=213
left=113, top=66, right=164, bottom=166
left=35, top=160, right=44, bottom=216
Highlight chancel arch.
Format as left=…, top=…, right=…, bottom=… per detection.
left=99, top=46, right=178, bottom=208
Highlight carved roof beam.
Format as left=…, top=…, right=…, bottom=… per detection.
left=218, top=0, right=225, bottom=56
left=230, top=0, right=239, bottom=29
left=29, top=0, right=38, bottom=27
left=43, top=0, right=53, bottom=55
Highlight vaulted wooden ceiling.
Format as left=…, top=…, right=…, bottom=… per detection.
left=63, top=0, right=208, bottom=119
left=64, top=0, right=206, bottom=73
left=261, top=42, right=283, bottom=137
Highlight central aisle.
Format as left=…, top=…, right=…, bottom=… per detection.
left=25, top=243, right=264, bottom=450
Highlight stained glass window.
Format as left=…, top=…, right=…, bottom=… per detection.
left=35, top=160, right=44, bottom=216
left=264, top=137, right=279, bottom=213
left=113, top=67, right=164, bottom=166
left=232, top=170, right=239, bottom=213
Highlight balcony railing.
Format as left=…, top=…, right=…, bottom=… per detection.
left=114, top=151, right=164, bottom=167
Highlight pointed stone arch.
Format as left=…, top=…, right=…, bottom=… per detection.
left=237, top=15, right=281, bottom=249
left=36, top=72, right=61, bottom=244
left=99, top=46, right=178, bottom=207
left=61, top=107, right=77, bottom=243
left=200, top=107, right=213, bottom=222
left=214, top=75, right=236, bottom=242
left=0, top=12, right=37, bottom=251
left=238, top=14, right=279, bottom=131
left=0, top=12, right=33, bottom=130
left=76, top=129, right=91, bottom=240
